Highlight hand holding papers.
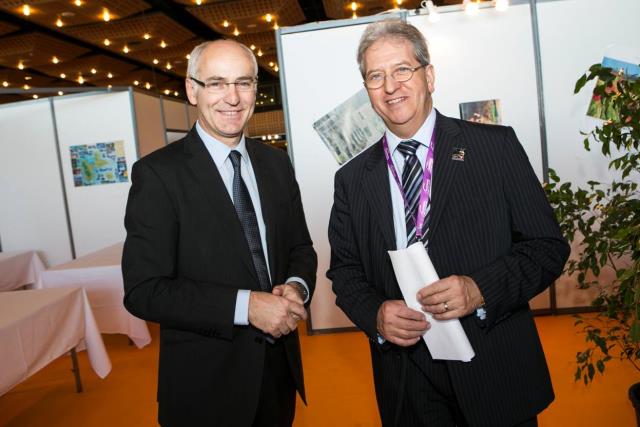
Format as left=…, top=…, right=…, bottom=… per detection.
left=388, top=243, right=475, bottom=362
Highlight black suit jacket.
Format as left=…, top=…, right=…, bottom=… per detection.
left=328, top=112, right=569, bottom=427
left=122, top=127, right=317, bottom=427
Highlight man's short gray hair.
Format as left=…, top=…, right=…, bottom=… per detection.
left=186, top=40, right=258, bottom=80
left=356, top=19, right=430, bottom=78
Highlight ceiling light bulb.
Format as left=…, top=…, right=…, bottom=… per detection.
left=143, top=33, right=151, bottom=40
left=108, top=84, right=112, bottom=88
left=145, top=82, right=151, bottom=89
left=164, top=89, right=170, bottom=95
left=273, top=22, right=279, bottom=30
left=352, top=12, right=357, bottom=19
left=174, top=91, right=179, bottom=96
left=495, top=0, right=509, bottom=11
left=60, top=73, right=66, bottom=78
left=56, top=18, right=63, bottom=27
left=18, top=61, right=24, bottom=70
left=108, top=72, right=113, bottom=78
left=166, top=62, right=172, bottom=70
left=74, top=0, right=82, bottom=6
left=78, top=75, right=84, bottom=84
left=351, top=2, right=357, bottom=12
left=58, top=91, right=64, bottom=95
left=153, top=58, right=159, bottom=64
left=185, top=54, right=191, bottom=59
left=269, top=61, right=274, bottom=67
left=102, top=9, right=110, bottom=22
left=464, top=0, right=480, bottom=15
left=23, top=84, right=30, bottom=90
left=103, top=38, right=111, bottom=46
left=160, top=40, right=167, bottom=48
left=24, top=76, right=32, bottom=80
left=265, top=13, right=272, bottom=23
left=233, top=28, right=240, bottom=36
left=22, top=4, right=30, bottom=16
left=134, top=80, right=139, bottom=86
left=33, top=94, right=38, bottom=99
left=250, top=44, right=255, bottom=50
left=91, top=68, right=97, bottom=74
left=257, top=49, right=263, bottom=57
left=274, top=65, right=279, bottom=72
left=397, top=0, right=403, bottom=5
left=52, top=56, right=59, bottom=64
left=195, top=0, right=202, bottom=4
left=223, top=20, right=229, bottom=27
left=2, top=81, right=8, bottom=87
left=123, top=45, right=129, bottom=53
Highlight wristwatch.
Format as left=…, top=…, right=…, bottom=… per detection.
left=290, top=281, right=309, bottom=302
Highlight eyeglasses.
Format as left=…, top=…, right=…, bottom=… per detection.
left=364, top=64, right=428, bottom=89
left=190, top=76, right=257, bottom=93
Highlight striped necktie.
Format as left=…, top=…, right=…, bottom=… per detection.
left=397, top=140, right=428, bottom=245
left=228, top=150, right=271, bottom=291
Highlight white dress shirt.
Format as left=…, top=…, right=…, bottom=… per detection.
left=196, top=122, right=309, bottom=325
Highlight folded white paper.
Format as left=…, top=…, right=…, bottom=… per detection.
left=388, top=243, right=475, bottom=362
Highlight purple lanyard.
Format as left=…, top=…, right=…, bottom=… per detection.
left=382, top=132, right=435, bottom=240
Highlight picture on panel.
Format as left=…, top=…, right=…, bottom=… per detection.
left=459, top=99, right=502, bottom=125
left=586, top=56, right=639, bottom=121
left=313, top=88, right=385, bottom=165
left=70, top=141, right=129, bottom=187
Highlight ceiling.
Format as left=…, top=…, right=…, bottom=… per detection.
left=0, top=0, right=460, bottom=106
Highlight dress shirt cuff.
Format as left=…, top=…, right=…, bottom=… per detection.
left=234, top=290, right=251, bottom=325
left=286, top=276, right=310, bottom=303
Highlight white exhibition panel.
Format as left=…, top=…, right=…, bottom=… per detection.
left=536, top=0, right=640, bottom=308
left=538, top=0, right=640, bottom=187
left=280, top=18, right=390, bottom=330
left=53, top=91, right=138, bottom=257
left=162, top=97, right=189, bottom=130
left=409, top=3, right=544, bottom=179
left=0, top=99, right=72, bottom=266
left=187, top=104, right=198, bottom=127
left=133, top=91, right=167, bottom=156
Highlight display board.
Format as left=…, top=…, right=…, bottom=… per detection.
left=278, top=0, right=639, bottom=331
left=536, top=0, right=640, bottom=309
left=133, top=90, right=167, bottom=156
left=0, top=99, right=73, bottom=266
left=53, top=91, right=139, bottom=257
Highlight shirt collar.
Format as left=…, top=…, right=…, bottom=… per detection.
left=385, top=107, right=436, bottom=155
left=196, top=120, right=248, bottom=168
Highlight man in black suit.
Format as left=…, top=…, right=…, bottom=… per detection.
left=122, top=39, right=317, bottom=427
left=327, top=20, right=569, bottom=427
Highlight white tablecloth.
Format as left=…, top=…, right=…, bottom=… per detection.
left=0, top=250, right=46, bottom=291
left=0, top=287, right=111, bottom=396
left=36, top=242, right=151, bottom=348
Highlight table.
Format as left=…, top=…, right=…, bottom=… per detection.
left=36, top=242, right=151, bottom=348
left=0, top=250, right=45, bottom=291
left=0, top=287, right=111, bottom=396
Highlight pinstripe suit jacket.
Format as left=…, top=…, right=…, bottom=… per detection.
left=327, top=111, right=570, bottom=427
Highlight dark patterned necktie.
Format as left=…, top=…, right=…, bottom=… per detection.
left=397, top=140, right=427, bottom=245
left=228, top=150, right=271, bottom=291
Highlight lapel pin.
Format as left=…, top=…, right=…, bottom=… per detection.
left=451, top=147, right=466, bottom=162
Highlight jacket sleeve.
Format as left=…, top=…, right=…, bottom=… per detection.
left=121, top=160, right=237, bottom=340
left=469, top=127, right=570, bottom=330
left=327, top=170, right=387, bottom=340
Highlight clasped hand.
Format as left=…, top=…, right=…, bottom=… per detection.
left=248, top=283, right=307, bottom=338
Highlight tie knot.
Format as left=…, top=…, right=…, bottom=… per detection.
left=229, top=150, right=242, bottom=170
left=397, top=139, right=420, bottom=158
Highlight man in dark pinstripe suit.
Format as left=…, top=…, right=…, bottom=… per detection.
left=327, top=20, right=569, bottom=427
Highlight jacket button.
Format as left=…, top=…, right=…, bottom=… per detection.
left=254, top=336, right=264, bottom=344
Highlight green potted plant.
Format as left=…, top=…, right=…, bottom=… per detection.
left=544, top=62, right=639, bottom=421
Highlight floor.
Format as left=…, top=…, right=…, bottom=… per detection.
left=0, top=314, right=637, bottom=426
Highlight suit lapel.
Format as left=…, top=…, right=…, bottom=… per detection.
left=362, top=140, right=396, bottom=251
left=183, top=128, right=258, bottom=282
left=245, top=139, right=278, bottom=284
left=428, top=111, right=463, bottom=243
